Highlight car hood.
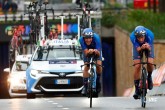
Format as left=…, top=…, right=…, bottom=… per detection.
left=30, top=60, right=84, bottom=72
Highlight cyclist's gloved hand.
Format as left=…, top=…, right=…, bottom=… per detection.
left=141, top=43, right=151, bottom=50
left=87, top=49, right=100, bottom=58
left=93, top=49, right=100, bottom=57
left=88, top=49, right=94, bottom=55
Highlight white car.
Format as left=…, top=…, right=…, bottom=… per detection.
left=26, top=39, right=84, bottom=98
left=7, top=54, right=32, bottom=98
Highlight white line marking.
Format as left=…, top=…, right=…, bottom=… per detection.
left=57, top=105, right=63, bottom=107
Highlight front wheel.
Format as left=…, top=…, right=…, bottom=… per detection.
left=141, top=67, right=147, bottom=108
left=88, top=79, right=93, bottom=108
left=141, top=96, right=146, bottom=108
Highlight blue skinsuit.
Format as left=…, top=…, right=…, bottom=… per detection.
left=130, top=28, right=154, bottom=59
left=79, top=33, right=102, bottom=62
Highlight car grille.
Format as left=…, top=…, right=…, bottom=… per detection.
left=35, top=76, right=83, bottom=90
left=12, top=90, right=26, bottom=93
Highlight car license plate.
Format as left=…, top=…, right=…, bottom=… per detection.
left=13, top=86, right=26, bottom=90
left=55, top=79, right=70, bottom=84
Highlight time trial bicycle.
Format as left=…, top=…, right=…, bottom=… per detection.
left=76, top=0, right=97, bottom=31
left=133, top=49, right=156, bottom=108
left=81, top=53, right=103, bottom=108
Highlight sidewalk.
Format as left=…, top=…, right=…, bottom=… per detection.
left=123, top=63, right=165, bottom=97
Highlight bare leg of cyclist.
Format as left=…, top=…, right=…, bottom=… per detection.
left=81, top=63, right=90, bottom=95
left=147, top=58, right=154, bottom=90
left=96, top=60, right=102, bottom=93
left=133, top=59, right=141, bottom=99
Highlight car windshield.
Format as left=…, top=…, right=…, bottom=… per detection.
left=14, top=61, right=29, bottom=71
left=33, top=45, right=82, bottom=61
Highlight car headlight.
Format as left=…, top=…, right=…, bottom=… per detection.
left=8, top=77, right=24, bottom=85
left=31, top=70, right=39, bottom=77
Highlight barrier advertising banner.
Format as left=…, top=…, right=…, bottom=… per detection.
left=0, top=22, right=78, bottom=42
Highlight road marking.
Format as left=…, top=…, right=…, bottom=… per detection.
left=147, top=97, right=157, bottom=103
left=57, top=105, right=63, bottom=107
left=52, top=103, right=58, bottom=104
left=62, top=108, right=70, bottom=109
left=42, top=98, right=70, bottom=109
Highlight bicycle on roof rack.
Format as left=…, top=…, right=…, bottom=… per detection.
left=81, top=52, right=103, bottom=108
left=132, top=49, right=156, bottom=108
left=25, top=1, right=54, bottom=45
left=76, top=0, right=97, bottom=32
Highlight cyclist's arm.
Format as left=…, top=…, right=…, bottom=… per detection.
left=140, top=29, right=154, bottom=51
left=130, top=32, right=142, bottom=53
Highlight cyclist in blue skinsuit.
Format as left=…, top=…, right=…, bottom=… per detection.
left=79, top=28, right=102, bottom=95
left=130, top=26, right=154, bottom=99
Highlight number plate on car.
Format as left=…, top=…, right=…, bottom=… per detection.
left=13, top=86, right=26, bottom=90
left=55, top=79, right=70, bottom=84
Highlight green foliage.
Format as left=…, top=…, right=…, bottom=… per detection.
left=115, top=10, right=165, bottom=39
left=127, top=3, right=134, bottom=9
left=104, top=2, right=124, bottom=9
left=101, top=11, right=117, bottom=28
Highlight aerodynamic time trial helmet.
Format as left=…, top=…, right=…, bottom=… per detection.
left=134, top=26, right=146, bottom=38
left=82, top=28, right=93, bottom=38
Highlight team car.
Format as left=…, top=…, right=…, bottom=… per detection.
left=26, top=39, right=84, bottom=98
left=7, top=54, right=32, bottom=98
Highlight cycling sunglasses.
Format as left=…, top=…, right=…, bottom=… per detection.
left=84, top=34, right=93, bottom=38
left=135, top=33, right=145, bottom=38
